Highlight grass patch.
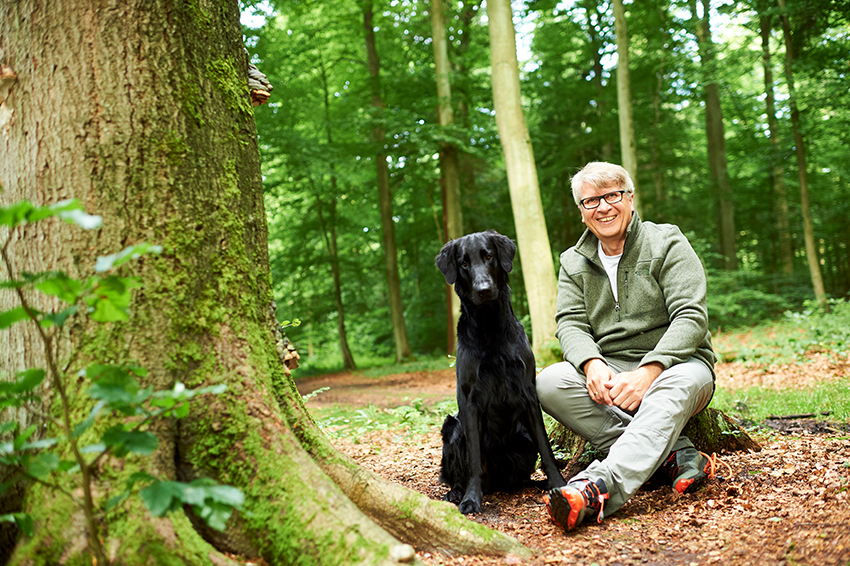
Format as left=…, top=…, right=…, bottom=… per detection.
left=711, top=375, right=850, bottom=424
left=714, top=299, right=850, bottom=364
left=294, top=353, right=454, bottom=378
left=310, top=398, right=458, bottom=440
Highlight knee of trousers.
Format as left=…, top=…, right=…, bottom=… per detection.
left=536, top=362, right=584, bottom=415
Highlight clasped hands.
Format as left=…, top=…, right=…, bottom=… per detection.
left=582, top=359, right=664, bottom=412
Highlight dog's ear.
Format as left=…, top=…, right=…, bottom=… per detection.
left=435, top=240, right=458, bottom=285
left=490, top=232, right=517, bottom=273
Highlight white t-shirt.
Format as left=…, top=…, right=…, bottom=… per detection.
left=598, top=241, right=622, bottom=301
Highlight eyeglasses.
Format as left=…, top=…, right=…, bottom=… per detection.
left=580, top=190, right=629, bottom=210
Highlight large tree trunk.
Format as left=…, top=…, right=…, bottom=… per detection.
left=0, top=0, right=526, bottom=563
left=777, top=0, right=827, bottom=308
left=430, top=0, right=463, bottom=355
left=693, top=0, right=738, bottom=271
left=759, top=9, right=794, bottom=277
left=363, top=0, right=413, bottom=362
left=612, top=0, right=642, bottom=215
left=486, top=0, right=558, bottom=357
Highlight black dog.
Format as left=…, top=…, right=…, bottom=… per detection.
left=435, top=230, right=566, bottom=514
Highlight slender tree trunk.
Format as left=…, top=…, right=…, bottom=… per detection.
left=777, top=0, right=828, bottom=308
left=487, top=0, right=558, bottom=356
left=363, top=0, right=413, bottom=361
left=316, top=195, right=357, bottom=371
left=612, top=0, right=642, bottom=215
left=431, top=0, right=463, bottom=354
left=318, top=55, right=357, bottom=370
left=0, top=1, right=528, bottom=562
left=759, top=9, right=794, bottom=276
left=454, top=0, right=481, bottom=232
left=585, top=0, right=614, bottom=161
left=693, top=0, right=738, bottom=271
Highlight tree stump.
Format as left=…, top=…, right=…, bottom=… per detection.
left=548, top=407, right=761, bottom=479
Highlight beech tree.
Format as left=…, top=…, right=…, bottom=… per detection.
left=0, top=0, right=526, bottom=563
left=487, top=0, right=558, bottom=356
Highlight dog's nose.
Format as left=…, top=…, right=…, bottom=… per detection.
left=475, top=286, right=493, bottom=300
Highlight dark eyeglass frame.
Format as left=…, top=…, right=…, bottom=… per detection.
left=580, top=190, right=629, bottom=210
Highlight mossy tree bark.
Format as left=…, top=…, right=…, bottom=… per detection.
left=0, top=1, right=526, bottom=564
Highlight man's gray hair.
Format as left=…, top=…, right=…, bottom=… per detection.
left=570, top=162, right=635, bottom=206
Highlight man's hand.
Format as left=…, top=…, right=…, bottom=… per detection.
left=583, top=358, right=616, bottom=406
left=604, top=362, right=664, bottom=412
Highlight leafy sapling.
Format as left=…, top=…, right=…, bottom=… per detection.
left=0, top=198, right=243, bottom=562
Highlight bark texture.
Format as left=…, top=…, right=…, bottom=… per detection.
left=1, top=1, right=521, bottom=563
left=487, top=0, right=558, bottom=356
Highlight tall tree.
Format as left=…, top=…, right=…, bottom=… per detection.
left=487, top=0, right=558, bottom=355
left=777, top=0, right=827, bottom=307
left=317, top=52, right=357, bottom=371
left=362, top=0, right=414, bottom=361
left=758, top=5, right=794, bottom=276
left=611, top=0, right=642, bottom=215
left=692, top=0, right=738, bottom=270
left=0, top=0, right=526, bottom=562
left=430, top=0, right=464, bottom=353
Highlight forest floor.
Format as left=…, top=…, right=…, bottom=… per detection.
left=295, top=352, right=850, bottom=566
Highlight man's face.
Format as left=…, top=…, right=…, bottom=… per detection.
left=579, top=182, right=634, bottom=254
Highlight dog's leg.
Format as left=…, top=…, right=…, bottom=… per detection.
left=458, top=400, right=484, bottom=514
left=530, top=400, right=567, bottom=488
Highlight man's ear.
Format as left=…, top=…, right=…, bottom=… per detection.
left=435, top=240, right=458, bottom=285
left=489, top=231, right=516, bottom=273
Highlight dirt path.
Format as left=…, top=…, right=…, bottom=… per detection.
left=295, top=357, right=850, bottom=566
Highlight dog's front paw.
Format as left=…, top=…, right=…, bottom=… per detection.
left=444, top=487, right=463, bottom=504
left=459, top=496, right=482, bottom=515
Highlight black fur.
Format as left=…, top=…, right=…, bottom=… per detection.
left=435, top=230, right=566, bottom=514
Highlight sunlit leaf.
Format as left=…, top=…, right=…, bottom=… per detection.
left=95, top=243, right=162, bottom=273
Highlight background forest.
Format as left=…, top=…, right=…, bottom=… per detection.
left=242, top=0, right=850, bottom=373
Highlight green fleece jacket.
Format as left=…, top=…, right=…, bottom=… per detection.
left=555, top=214, right=716, bottom=378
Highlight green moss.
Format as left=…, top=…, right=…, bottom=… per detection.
left=181, top=82, right=206, bottom=126
left=205, top=57, right=252, bottom=116
left=159, top=132, right=189, bottom=169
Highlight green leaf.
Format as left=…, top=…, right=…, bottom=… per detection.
left=18, top=437, right=58, bottom=451
left=57, top=460, right=79, bottom=472
left=13, top=425, right=37, bottom=450
left=139, top=481, right=184, bottom=516
left=0, top=369, right=45, bottom=396
left=26, top=452, right=59, bottom=479
left=0, top=422, right=17, bottom=435
left=85, top=276, right=143, bottom=322
left=0, top=513, right=34, bottom=537
left=39, top=306, right=78, bottom=328
left=101, top=426, right=158, bottom=457
left=35, top=273, right=83, bottom=304
left=0, top=307, right=31, bottom=330
left=79, top=443, right=105, bottom=454
left=95, top=243, right=162, bottom=273
left=0, top=201, right=35, bottom=228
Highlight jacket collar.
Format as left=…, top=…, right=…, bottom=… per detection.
left=575, top=212, right=643, bottom=263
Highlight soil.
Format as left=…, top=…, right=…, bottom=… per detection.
left=295, top=353, right=850, bottom=566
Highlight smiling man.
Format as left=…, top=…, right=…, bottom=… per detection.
left=536, top=161, right=718, bottom=531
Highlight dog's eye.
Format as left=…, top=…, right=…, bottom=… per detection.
left=486, top=254, right=492, bottom=261
left=461, top=262, right=468, bottom=268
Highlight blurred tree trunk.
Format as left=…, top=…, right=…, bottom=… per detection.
left=363, top=0, right=413, bottom=361
left=431, top=0, right=463, bottom=355
left=777, top=0, right=828, bottom=308
left=454, top=0, right=482, bottom=233
left=759, top=8, right=794, bottom=277
left=0, top=0, right=531, bottom=562
left=692, top=0, right=738, bottom=271
left=487, top=0, right=558, bottom=357
left=316, top=195, right=357, bottom=371
left=585, top=0, right=614, bottom=161
left=318, top=55, right=356, bottom=371
left=612, top=0, right=642, bottom=215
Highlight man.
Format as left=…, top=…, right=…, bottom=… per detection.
left=537, top=161, right=717, bottom=531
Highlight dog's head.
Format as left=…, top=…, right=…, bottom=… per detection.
left=435, top=230, right=516, bottom=305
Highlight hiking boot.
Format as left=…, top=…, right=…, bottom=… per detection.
left=543, top=479, right=609, bottom=531
left=662, top=447, right=711, bottom=494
